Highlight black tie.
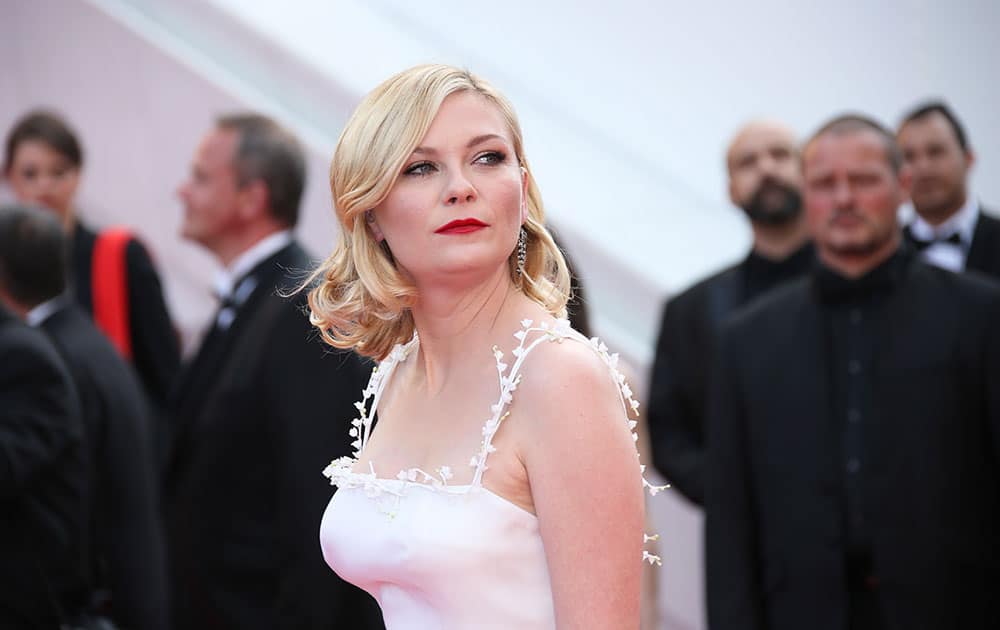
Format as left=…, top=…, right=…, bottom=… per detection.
left=212, top=274, right=259, bottom=330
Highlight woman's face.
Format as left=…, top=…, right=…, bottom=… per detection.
left=5, top=140, right=80, bottom=221
left=370, top=91, right=526, bottom=287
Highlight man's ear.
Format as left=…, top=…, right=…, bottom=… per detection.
left=238, top=179, right=269, bottom=220
left=964, top=148, right=976, bottom=172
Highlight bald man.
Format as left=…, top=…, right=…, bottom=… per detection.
left=647, top=120, right=813, bottom=505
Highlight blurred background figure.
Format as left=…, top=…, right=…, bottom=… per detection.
left=897, top=101, right=1000, bottom=278
left=0, top=203, right=168, bottom=630
left=706, top=115, right=1000, bottom=630
left=165, top=113, right=382, bottom=630
left=647, top=120, right=812, bottom=505
left=2, top=111, right=180, bottom=438
left=0, top=304, right=88, bottom=628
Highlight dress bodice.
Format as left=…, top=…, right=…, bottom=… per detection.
left=319, top=319, right=664, bottom=629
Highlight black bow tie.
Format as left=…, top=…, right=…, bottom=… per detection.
left=904, top=228, right=963, bottom=251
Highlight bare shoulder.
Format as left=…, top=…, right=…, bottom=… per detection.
left=511, top=325, right=632, bottom=442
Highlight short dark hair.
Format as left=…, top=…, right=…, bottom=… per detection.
left=899, top=100, right=970, bottom=152
left=0, top=204, right=68, bottom=307
left=4, top=110, right=84, bottom=173
left=216, top=114, right=306, bottom=227
left=803, top=113, right=903, bottom=173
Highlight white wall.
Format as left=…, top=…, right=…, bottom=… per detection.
left=3, top=2, right=998, bottom=628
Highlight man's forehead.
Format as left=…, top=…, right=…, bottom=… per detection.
left=728, top=122, right=796, bottom=159
left=198, top=128, right=237, bottom=163
left=807, top=130, right=886, bottom=160
left=899, top=113, right=956, bottom=143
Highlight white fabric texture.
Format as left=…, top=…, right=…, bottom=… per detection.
left=319, top=319, right=662, bottom=629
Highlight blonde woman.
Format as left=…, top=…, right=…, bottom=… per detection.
left=312, top=65, right=662, bottom=629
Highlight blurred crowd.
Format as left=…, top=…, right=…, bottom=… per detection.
left=1, top=97, right=997, bottom=630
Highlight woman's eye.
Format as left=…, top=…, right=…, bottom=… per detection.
left=474, top=151, right=506, bottom=166
left=404, top=161, right=436, bottom=176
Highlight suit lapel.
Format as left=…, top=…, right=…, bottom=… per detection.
left=966, top=209, right=1000, bottom=275
left=170, top=242, right=309, bottom=421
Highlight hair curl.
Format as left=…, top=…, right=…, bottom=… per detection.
left=307, top=64, right=569, bottom=360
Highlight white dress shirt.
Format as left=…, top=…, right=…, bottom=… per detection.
left=25, top=294, right=70, bottom=327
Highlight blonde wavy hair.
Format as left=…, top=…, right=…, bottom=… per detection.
left=307, top=64, right=570, bottom=361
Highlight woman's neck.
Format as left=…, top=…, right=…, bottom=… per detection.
left=409, top=268, right=543, bottom=393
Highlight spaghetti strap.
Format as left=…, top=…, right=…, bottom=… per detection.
left=350, top=335, right=419, bottom=457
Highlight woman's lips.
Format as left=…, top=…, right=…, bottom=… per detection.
left=435, top=218, right=488, bottom=234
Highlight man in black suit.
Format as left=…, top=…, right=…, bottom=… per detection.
left=647, top=120, right=813, bottom=504
left=706, top=114, right=1000, bottom=630
left=0, top=305, right=88, bottom=628
left=897, top=101, right=1000, bottom=278
left=0, top=203, right=168, bottom=630
left=167, top=114, right=381, bottom=630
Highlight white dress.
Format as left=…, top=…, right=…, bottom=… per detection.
left=319, top=319, right=663, bottom=630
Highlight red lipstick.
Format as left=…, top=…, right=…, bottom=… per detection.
left=434, top=218, right=488, bottom=234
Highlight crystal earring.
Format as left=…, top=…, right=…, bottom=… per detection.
left=516, top=228, right=527, bottom=276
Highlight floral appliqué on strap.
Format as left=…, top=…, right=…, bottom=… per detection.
left=323, top=317, right=668, bottom=564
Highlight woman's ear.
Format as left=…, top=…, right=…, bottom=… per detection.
left=365, top=209, right=384, bottom=242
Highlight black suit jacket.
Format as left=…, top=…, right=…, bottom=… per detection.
left=705, top=254, right=1000, bottom=630
left=967, top=208, right=1000, bottom=279
left=166, top=241, right=382, bottom=630
left=71, top=222, right=180, bottom=410
left=647, top=264, right=744, bottom=505
left=647, top=245, right=813, bottom=504
left=0, top=307, right=89, bottom=629
left=41, top=304, right=168, bottom=630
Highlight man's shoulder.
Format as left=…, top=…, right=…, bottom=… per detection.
left=0, top=311, right=55, bottom=356
left=45, top=306, right=117, bottom=357
left=667, top=261, right=745, bottom=311
left=974, top=207, right=1000, bottom=240
left=977, top=206, right=1000, bottom=226
left=0, top=313, right=71, bottom=384
left=724, top=277, right=812, bottom=334
left=44, top=306, right=146, bottom=389
left=910, top=258, right=1000, bottom=305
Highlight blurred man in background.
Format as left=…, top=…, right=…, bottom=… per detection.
left=0, top=300, right=88, bottom=628
left=166, top=113, right=382, bottom=630
left=648, top=120, right=812, bottom=504
left=898, top=101, right=1000, bottom=278
left=706, top=114, right=1000, bottom=630
left=0, top=203, right=168, bottom=630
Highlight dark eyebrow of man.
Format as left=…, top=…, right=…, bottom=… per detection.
left=411, top=134, right=506, bottom=155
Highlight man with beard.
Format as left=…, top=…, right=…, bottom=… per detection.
left=706, top=115, right=1000, bottom=630
left=647, top=120, right=812, bottom=504
left=897, top=102, right=1000, bottom=278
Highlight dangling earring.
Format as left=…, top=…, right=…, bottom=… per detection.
left=516, top=227, right=527, bottom=276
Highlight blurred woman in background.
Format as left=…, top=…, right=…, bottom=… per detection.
left=3, top=110, right=179, bottom=412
